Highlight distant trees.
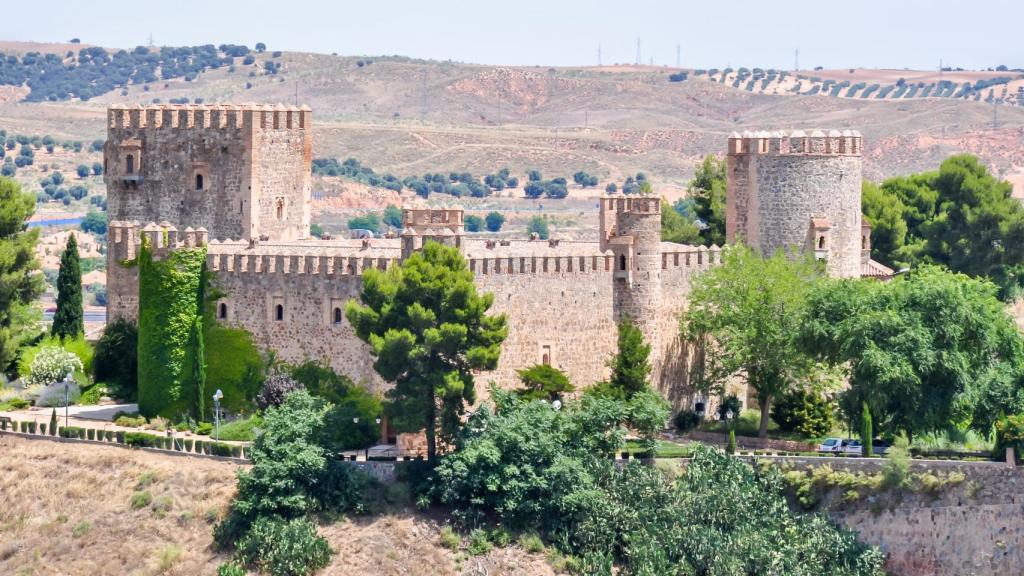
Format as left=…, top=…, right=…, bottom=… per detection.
left=660, top=199, right=701, bottom=244
left=309, top=223, right=325, bottom=238
left=485, top=211, right=505, bottom=232
left=76, top=164, right=90, bottom=178
left=382, top=205, right=403, bottom=229
left=347, top=214, right=380, bottom=233
left=464, top=215, right=483, bottom=232
left=91, top=162, right=103, bottom=176
left=80, top=211, right=107, bottom=236
left=572, top=171, right=599, bottom=188
left=527, top=169, right=542, bottom=182
left=255, top=42, right=267, bottom=53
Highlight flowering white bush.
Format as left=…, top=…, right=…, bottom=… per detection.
left=25, top=346, right=83, bottom=388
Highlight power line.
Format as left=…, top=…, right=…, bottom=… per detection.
left=676, top=43, right=681, bottom=68
left=597, top=43, right=602, bottom=66
left=635, top=37, right=641, bottom=66
left=794, top=48, right=799, bottom=71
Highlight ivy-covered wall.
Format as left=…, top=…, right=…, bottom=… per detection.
left=137, top=242, right=207, bottom=418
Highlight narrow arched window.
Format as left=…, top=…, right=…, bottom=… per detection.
left=218, top=303, right=227, bottom=319
left=333, top=307, right=342, bottom=325
left=619, top=254, right=627, bottom=271
left=275, top=304, right=284, bottom=321
left=818, top=236, right=825, bottom=250
left=126, top=154, right=135, bottom=174
left=276, top=198, right=285, bottom=221
left=542, top=353, right=550, bottom=365
left=862, top=235, right=868, bottom=250
left=195, top=174, right=204, bottom=191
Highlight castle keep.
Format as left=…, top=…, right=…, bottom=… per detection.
left=105, top=104, right=887, bottom=410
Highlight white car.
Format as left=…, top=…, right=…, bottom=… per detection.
left=817, top=438, right=846, bottom=453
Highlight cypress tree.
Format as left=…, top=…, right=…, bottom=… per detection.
left=861, top=401, right=873, bottom=457
left=51, top=233, right=83, bottom=339
left=607, top=317, right=652, bottom=400
left=49, top=408, right=57, bottom=436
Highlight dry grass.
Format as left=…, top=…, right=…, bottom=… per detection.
left=0, top=436, right=556, bottom=576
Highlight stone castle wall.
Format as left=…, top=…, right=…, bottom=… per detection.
left=727, top=130, right=864, bottom=277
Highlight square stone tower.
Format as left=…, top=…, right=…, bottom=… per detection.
left=103, top=103, right=312, bottom=242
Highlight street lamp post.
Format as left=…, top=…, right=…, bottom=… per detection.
left=720, top=409, right=735, bottom=455
left=212, top=389, right=223, bottom=442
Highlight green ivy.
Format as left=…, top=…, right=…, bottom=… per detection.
left=136, top=240, right=207, bottom=418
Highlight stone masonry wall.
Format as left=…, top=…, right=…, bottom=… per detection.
left=753, top=154, right=862, bottom=277
left=771, top=458, right=1024, bottom=576
left=251, top=118, right=312, bottom=242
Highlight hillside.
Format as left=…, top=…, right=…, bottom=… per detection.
left=0, top=435, right=555, bottom=576
left=1, top=43, right=1023, bottom=204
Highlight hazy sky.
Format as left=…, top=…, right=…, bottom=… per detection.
left=5, top=0, right=1022, bottom=70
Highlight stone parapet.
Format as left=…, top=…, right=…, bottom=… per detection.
left=727, top=129, right=862, bottom=156
left=107, top=103, right=311, bottom=131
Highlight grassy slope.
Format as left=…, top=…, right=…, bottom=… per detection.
left=0, top=435, right=554, bottom=576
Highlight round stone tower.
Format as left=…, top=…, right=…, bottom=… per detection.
left=599, top=195, right=663, bottom=369
left=726, top=129, right=863, bottom=277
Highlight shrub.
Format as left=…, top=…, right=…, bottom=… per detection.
left=882, top=438, right=911, bottom=489
left=209, top=442, right=234, bottom=457
left=184, top=439, right=194, bottom=452
left=153, top=495, right=174, bottom=518
left=771, top=388, right=836, bottom=438
left=217, top=562, right=246, bottom=576
left=115, top=431, right=125, bottom=443
left=79, top=384, right=103, bottom=405
left=131, top=491, right=153, bottom=509
left=72, top=521, right=90, bottom=538
left=114, top=413, right=147, bottom=427
left=518, top=532, right=544, bottom=554
left=439, top=525, right=460, bottom=550
left=93, top=319, right=138, bottom=401
left=86, top=428, right=95, bottom=440
left=255, top=373, right=305, bottom=410
left=216, top=416, right=263, bottom=441
left=196, top=422, right=214, bottom=435
left=673, top=409, right=701, bottom=433
left=235, top=516, right=332, bottom=576
left=995, top=413, right=1024, bottom=458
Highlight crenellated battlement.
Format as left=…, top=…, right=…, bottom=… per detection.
left=107, top=103, right=312, bottom=131
left=727, top=129, right=862, bottom=156
left=205, top=247, right=399, bottom=277
left=108, top=220, right=208, bottom=262
left=465, top=244, right=720, bottom=277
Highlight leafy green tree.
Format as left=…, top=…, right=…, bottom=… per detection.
left=861, top=181, right=907, bottom=268
left=76, top=164, right=90, bottom=179
left=605, top=182, right=617, bottom=193
left=0, top=177, right=43, bottom=370
left=382, top=204, right=403, bottom=229
left=93, top=319, right=138, bottom=401
left=255, top=42, right=266, bottom=53
left=526, top=216, right=549, bottom=239
left=91, top=162, right=102, bottom=176
left=346, top=241, right=507, bottom=462
left=51, top=234, right=83, bottom=340
left=309, top=223, right=324, bottom=238
left=516, top=364, right=574, bottom=401
left=685, top=245, right=822, bottom=437
left=484, top=211, right=505, bottom=232
left=689, top=155, right=727, bottom=246
left=527, top=169, right=542, bottom=182
left=464, top=214, right=483, bottom=232
left=288, top=360, right=383, bottom=450
left=661, top=199, right=701, bottom=244
left=802, top=266, right=1024, bottom=441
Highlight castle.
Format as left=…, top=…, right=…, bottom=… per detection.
left=103, top=104, right=891, bottom=418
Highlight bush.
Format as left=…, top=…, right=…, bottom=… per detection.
left=771, top=388, right=836, bottom=438
left=196, top=422, right=214, bottom=435
left=131, top=491, right=153, bottom=509
left=439, top=525, right=460, bottom=550
left=114, top=413, right=147, bottom=427
left=217, top=562, right=246, bottom=576
left=467, top=529, right=492, bottom=555
left=93, top=319, right=138, bottom=401
left=673, top=409, right=701, bottom=433
left=235, top=516, right=332, bottom=576
left=995, top=413, right=1024, bottom=458
left=125, top=431, right=160, bottom=447
left=255, top=373, right=305, bottom=410
left=217, top=416, right=262, bottom=441
left=24, top=346, right=83, bottom=388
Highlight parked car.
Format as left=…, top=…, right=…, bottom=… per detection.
left=817, top=438, right=848, bottom=453
left=870, top=440, right=891, bottom=456
left=843, top=440, right=863, bottom=455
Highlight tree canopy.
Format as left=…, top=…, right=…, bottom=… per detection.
left=346, top=241, right=507, bottom=461
left=0, top=177, right=42, bottom=371
left=863, top=155, right=1024, bottom=299
left=684, top=245, right=823, bottom=437
left=516, top=363, right=574, bottom=401
left=661, top=199, right=702, bottom=244
left=801, top=265, right=1024, bottom=441
left=689, top=155, right=727, bottom=246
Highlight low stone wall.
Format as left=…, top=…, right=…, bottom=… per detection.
left=682, top=430, right=815, bottom=452
left=774, top=457, right=1024, bottom=576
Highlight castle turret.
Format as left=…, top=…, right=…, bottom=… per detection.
left=726, top=129, right=863, bottom=277
left=600, top=195, right=663, bottom=373
left=400, top=204, right=465, bottom=259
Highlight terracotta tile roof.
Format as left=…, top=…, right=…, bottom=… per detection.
left=862, top=259, right=895, bottom=278
left=809, top=217, right=831, bottom=229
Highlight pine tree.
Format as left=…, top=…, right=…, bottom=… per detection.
left=606, top=317, right=652, bottom=400
left=51, top=233, right=83, bottom=339
left=861, top=401, right=873, bottom=457
left=0, top=177, right=43, bottom=369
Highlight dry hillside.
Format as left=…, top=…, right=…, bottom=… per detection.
left=1, top=46, right=1023, bottom=198
left=0, top=435, right=555, bottom=576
